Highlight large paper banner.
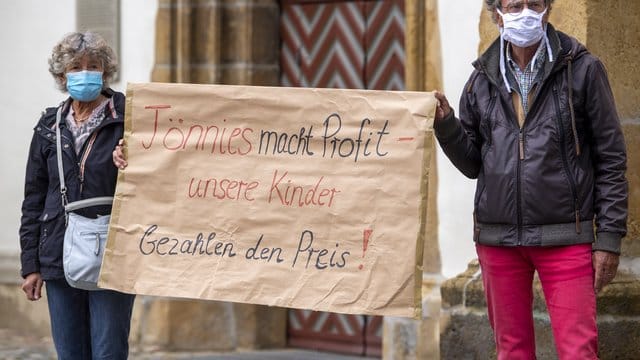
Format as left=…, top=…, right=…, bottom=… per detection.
left=99, top=83, right=436, bottom=318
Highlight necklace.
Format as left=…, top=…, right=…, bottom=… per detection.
left=72, top=96, right=105, bottom=123
left=74, top=114, right=92, bottom=124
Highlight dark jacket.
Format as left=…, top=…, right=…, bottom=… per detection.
left=20, top=89, right=125, bottom=279
left=434, top=25, right=628, bottom=253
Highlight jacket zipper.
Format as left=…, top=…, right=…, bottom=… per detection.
left=484, top=90, right=497, bottom=122
left=552, top=86, right=581, bottom=234
left=500, top=86, right=524, bottom=246
left=510, top=90, right=524, bottom=246
left=517, top=130, right=523, bottom=245
left=40, top=228, right=48, bottom=249
left=519, top=131, right=525, bottom=160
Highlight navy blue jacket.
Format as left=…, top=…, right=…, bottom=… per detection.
left=20, top=89, right=125, bottom=280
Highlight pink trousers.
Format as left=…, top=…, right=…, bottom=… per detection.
left=476, top=243, right=598, bottom=360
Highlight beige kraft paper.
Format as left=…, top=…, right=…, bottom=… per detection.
left=98, top=82, right=436, bottom=318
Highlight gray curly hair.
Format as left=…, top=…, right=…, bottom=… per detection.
left=485, top=0, right=555, bottom=12
left=48, top=31, right=118, bottom=91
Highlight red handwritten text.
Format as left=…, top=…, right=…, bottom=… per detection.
left=141, top=105, right=253, bottom=155
left=188, top=176, right=260, bottom=201
left=268, top=170, right=340, bottom=208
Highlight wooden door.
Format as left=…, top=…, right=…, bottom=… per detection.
left=280, top=0, right=405, bottom=356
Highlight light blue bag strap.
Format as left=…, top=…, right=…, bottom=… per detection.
left=55, top=104, right=114, bottom=214
left=65, top=197, right=114, bottom=212
left=55, top=106, right=68, bottom=208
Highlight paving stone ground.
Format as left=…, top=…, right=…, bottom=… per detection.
left=0, top=328, right=376, bottom=360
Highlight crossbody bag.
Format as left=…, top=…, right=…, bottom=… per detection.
left=55, top=106, right=114, bottom=290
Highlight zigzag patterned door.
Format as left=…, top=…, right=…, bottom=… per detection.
left=280, top=0, right=405, bottom=356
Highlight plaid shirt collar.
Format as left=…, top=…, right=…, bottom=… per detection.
left=506, top=41, right=547, bottom=115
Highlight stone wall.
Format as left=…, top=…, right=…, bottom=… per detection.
left=130, top=298, right=286, bottom=353
left=442, top=1, right=640, bottom=358
left=152, top=0, right=280, bottom=85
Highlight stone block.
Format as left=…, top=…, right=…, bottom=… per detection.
left=248, top=68, right=280, bottom=87
left=233, top=303, right=258, bottom=349
left=233, top=304, right=286, bottom=350
left=596, top=271, right=640, bottom=317
left=416, top=315, right=439, bottom=360
left=132, top=297, right=286, bottom=352
left=134, top=297, right=172, bottom=350
left=440, top=259, right=484, bottom=309
left=478, top=5, right=498, bottom=55
left=382, top=314, right=440, bottom=360
left=405, top=0, right=443, bottom=92
left=221, top=67, right=279, bottom=86
left=151, top=66, right=172, bottom=83
left=254, top=305, right=287, bottom=348
left=218, top=0, right=279, bottom=86
left=0, top=255, right=51, bottom=338
left=0, top=283, right=50, bottom=338
left=417, top=278, right=442, bottom=360
left=191, top=66, right=222, bottom=85
left=597, top=319, right=640, bottom=360
left=587, top=1, right=640, bottom=120
left=153, top=1, right=173, bottom=65
left=135, top=297, right=237, bottom=351
left=439, top=310, right=496, bottom=360
left=548, top=1, right=588, bottom=44
left=150, top=2, right=174, bottom=83
left=221, top=4, right=249, bottom=64
left=381, top=278, right=441, bottom=360
left=250, top=4, right=280, bottom=65
left=192, top=5, right=221, bottom=65
left=441, top=306, right=640, bottom=360
left=383, top=317, right=418, bottom=359
left=423, top=146, right=441, bottom=274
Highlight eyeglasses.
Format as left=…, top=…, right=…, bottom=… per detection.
left=502, top=0, right=546, bottom=14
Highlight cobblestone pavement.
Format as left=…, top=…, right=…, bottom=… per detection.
left=0, top=328, right=376, bottom=360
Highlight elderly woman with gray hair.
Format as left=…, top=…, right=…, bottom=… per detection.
left=434, top=0, right=627, bottom=359
left=19, top=32, right=134, bottom=359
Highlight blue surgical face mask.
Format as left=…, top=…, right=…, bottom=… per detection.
left=66, top=70, right=103, bottom=102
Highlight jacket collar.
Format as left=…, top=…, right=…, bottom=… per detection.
left=57, top=88, right=125, bottom=127
left=473, top=23, right=567, bottom=90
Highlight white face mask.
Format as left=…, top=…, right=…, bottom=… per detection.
left=497, top=7, right=547, bottom=48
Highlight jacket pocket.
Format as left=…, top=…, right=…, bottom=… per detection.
left=38, top=207, right=65, bottom=265
left=480, top=89, right=496, bottom=157
left=552, top=87, right=580, bottom=214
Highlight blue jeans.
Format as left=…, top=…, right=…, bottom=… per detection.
left=46, top=279, right=135, bottom=359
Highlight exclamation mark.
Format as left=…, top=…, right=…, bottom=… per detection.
left=359, top=229, right=373, bottom=270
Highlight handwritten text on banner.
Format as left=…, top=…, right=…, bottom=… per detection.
left=98, top=83, right=436, bottom=318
